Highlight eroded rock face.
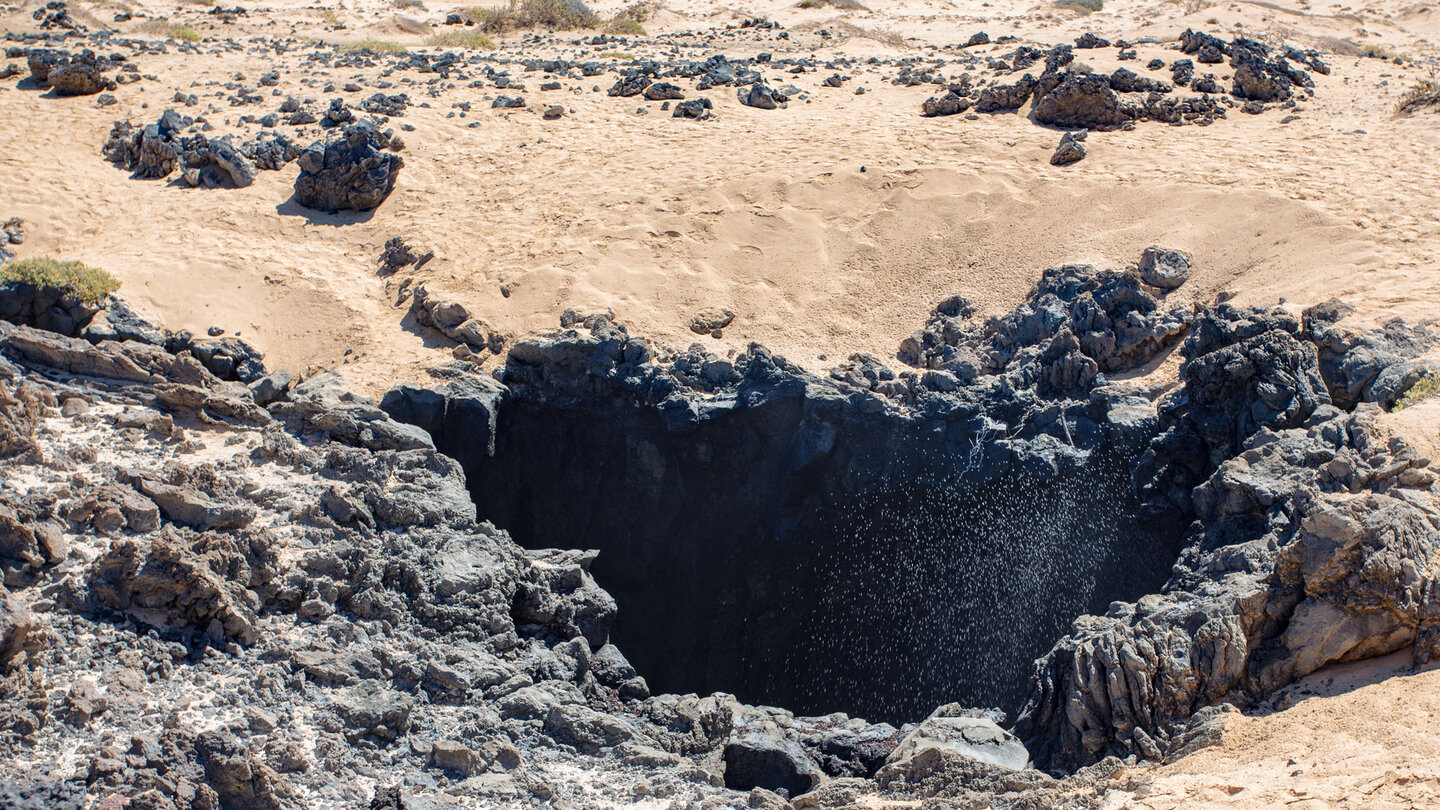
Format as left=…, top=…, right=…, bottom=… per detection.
left=293, top=123, right=403, bottom=212
left=1018, top=405, right=1440, bottom=768
left=383, top=265, right=1202, bottom=723
left=2, top=259, right=1436, bottom=808
left=0, top=316, right=925, bottom=808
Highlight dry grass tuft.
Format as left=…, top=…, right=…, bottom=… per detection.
left=1398, top=79, right=1440, bottom=114
left=342, top=38, right=409, bottom=53
left=136, top=20, right=203, bottom=41
left=428, top=29, right=496, bottom=48
left=461, top=0, right=601, bottom=33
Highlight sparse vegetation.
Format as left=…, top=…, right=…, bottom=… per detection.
left=1056, top=0, right=1103, bottom=11
left=605, top=17, right=645, bottom=35
left=342, top=38, right=408, bottom=53
left=602, top=0, right=655, bottom=35
left=797, top=0, right=868, bottom=9
left=614, top=0, right=659, bottom=21
left=1399, top=78, right=1440, bottom=114
left=428, top=29, right=496, bottom=48
left=1393, top=373, right=1440, bottom=412
left=1359, top=43, right=1406, bottom=61
left=596, top=50, right=634, bottom=60
left=0, top=258, right=120, bottom=306
left=392, top=0, right=426, bottom=8
left=461, top=0, right=601, bottom=33
left=136, top=19, right=202, bottom=41
left=320, top=9, right=341, bottom=25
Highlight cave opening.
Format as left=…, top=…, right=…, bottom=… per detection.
left=418, top=388, right=1185, bottom=727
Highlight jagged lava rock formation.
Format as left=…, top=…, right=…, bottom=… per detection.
left=0, top=258, right=1436, bottom=809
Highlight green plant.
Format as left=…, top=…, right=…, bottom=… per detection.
left=1056, top=0, right=1103, bottom=11
left=170, top=24, right=202, bottom=41
left=0, top=258, right=121, bottom=306
left=1393, top=373, right=1440, bottom=412
left=596, top=50, right=633, bottom=60
left=342, top=38, right=408, bottom=53
left=428, top=29, right=496, bottom=47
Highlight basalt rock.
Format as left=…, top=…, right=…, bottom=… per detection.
left=1302, top=299, right=1438, bottom=409
left=738, top=83, right=788, bottom=109
left=0, top=279, right=105, bottom=337
left=673, top=98, right=714, bottom=119
left=1137, top=246, right=1191, bottom=290
left=3, top=246, right=1436, bottom=810
left=48, top=52, right=117, bottom=96
left=383, top=268, right=1196, bottom=724
left=974, top=75, right=1036, bottom=113
left=103, top=110, right=293, bottom=186
left=1019, top=405, right=1440, bottom=768
left=25, top=48, right=68, bottom=84
left=644, top=81, right=685, bottom=101
left=1049, top=130, right=1086, bottom=165
left=408, top=284, right=507, bottom=355
left=1031, top=73, right=1139, bottom=130
left=921, top=90, right=971, bottom=117
left=294, top=123, right=403, bottom=212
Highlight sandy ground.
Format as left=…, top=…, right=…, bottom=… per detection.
left=2, top=0, right=1439, bottom=396
left=3, top=0, right=1440, bottom=802
left=1102, top=649, right=1440, bottom=810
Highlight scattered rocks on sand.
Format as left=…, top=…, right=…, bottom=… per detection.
left=103, top=109, right=296, bottom=188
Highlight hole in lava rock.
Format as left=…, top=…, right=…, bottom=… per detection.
left=423, top=391, right=1185, bottom=727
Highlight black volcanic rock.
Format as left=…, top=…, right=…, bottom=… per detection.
left=294, top=123, right=403, bottom=212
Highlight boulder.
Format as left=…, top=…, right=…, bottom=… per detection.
left=644, top=82, right=684, bottom=101
left=921, top=91, right=970, bottom=117
left=723, top=729, right=824, bottom=796
left=1031, top=73, right=1138, bottom=130
left=738, top=84, right=787, bottom=110
left=49, top=59, right=113, bottom=96
left=294, top=123, right=404, bottom=212
left=1137, top=246, right=1191, bottom=290
left=1049, top=130, right=1087, bottom=166
left=690, top=307, right=735, bottom=335
left=883, top=708, right=1028, bottom=771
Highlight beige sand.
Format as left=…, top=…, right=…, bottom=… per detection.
left=1103, top=649, right=1440, bottom=809
left=3, top=0, right=1438, bottom=396
left=2, top=0, right=1440, bottom=800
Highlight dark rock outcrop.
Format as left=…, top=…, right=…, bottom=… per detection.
left=294, top=123, right=404, bottom=212
left=1031, top=73, right=1139, bottom=130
